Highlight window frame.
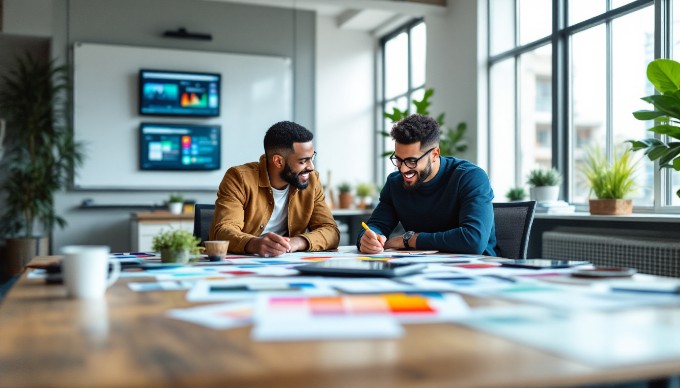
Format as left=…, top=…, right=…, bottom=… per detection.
left=378, top=18, right=426, bottom=183
left=487, top=0, right=679, bottom=211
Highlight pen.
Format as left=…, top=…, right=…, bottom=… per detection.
left=361, top=221, right=381, bottom=244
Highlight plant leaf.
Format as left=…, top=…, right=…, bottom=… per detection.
left=633, top=110, right=666, bottom=120
left=649, top=124, right=680, bottom=140
left=647, top=59, right=680, bottom=94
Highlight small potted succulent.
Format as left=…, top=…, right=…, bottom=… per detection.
left=337, top=182, right=353, bottom=209
left=581, top=146, right=638, bottom=215
left=355, top=182, right=375, bottom=209
left=168, top=193, right=184, bottom=215
left=526, top=167, right=562, bottom=203
left=151, top=228, right=201, bottom=264
left=505, top=187, right=527, bottom=202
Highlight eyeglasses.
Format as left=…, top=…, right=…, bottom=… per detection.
left=389, top=147, right=435, bottom=169
left=297, top=151, right=317, bottom=165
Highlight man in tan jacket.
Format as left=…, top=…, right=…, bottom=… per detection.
left=210, top=121, right=339, bottom=257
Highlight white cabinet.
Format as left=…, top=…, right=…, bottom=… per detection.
left=130, top=212, right=194, bottom=252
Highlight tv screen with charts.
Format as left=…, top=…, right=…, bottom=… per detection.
left=139, top=69, right=220, bottom=117
left=139, top=123, right=221, bottom=171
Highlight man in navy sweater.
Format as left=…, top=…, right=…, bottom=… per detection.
left=358, top=114, right=497, bottom=256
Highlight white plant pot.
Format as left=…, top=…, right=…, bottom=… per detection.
left=530, top=186, right=560, bottom=203
left=168, top=202, right=183, bottom=214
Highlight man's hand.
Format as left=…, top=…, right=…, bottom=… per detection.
left=246, top=232, right=291, bottom=257
left=383, top=235, right=404, bottom=250
left=359, top=229, right=387, bottom=254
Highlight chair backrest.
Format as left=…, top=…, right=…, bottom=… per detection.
left=193, top=204, right=215, bottom=244
left=492, top=201, right=536, bottom=259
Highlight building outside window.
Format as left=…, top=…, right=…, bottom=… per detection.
left=487, top=0, right=675, bottom=209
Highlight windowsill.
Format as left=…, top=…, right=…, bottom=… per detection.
left=535, top=212, right=680, bottom=223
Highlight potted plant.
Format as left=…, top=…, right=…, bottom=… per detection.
left=0, top=54, right=84, bottom=275
left=526, top=167, right=561, bottom=203
left=168, top=193, right=184, bottom=215
left=628, top=58, right=680, bottom=200
left=355, top=182, right=375, bottom=209
left=505, top=187, right=527, bottom=202
left=151, top=228, right=201, bottom=264
left=581, top=146, right=638, bottom=215
left=383, top=88, right=467, bottom=157
left=337, top=182, right=353, bottom=209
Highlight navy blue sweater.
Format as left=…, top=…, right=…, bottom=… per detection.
left=358, top=156, right=497, bottom=256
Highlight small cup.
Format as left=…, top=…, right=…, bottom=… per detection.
left=61, top=245, right=120, bottom=299
left=204, top=240, right=229, bottom=261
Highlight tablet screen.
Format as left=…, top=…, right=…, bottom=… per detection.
left=296, top=260, right=426, bottom=277
left=500, top=259, right=589, bottom=269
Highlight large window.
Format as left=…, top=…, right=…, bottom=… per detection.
left=487, top=0, right=674, bottom=210
left=380, top=20, right=426, bottom=181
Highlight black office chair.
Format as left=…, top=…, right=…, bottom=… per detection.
left=193, top=204, right=215, bottom=244
left=492, top=201, right=536, bottom=259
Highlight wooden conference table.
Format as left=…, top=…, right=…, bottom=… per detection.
left=1, top=253, right=679, bottom=387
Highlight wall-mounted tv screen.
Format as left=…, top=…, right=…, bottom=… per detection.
left=139, top=69, right=220, bottom=117
left=139, top=123, right=221, bottom=171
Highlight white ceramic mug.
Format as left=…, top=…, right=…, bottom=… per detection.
left=61, top=245, right=120, bottom=299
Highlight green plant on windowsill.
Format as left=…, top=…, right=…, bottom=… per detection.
left=505, top=187, right=527, bottom=201
left=581, top=147, right=638, bottom=200
left=355, top=182, right=375, bottom=198
left=169, top=193, right=184, bottom=203
left=337, top=182, right=352, bottom=194
left=152, top=229, right=201, bottom=264
left=526, top=167, right=562, bottom=187
left=383, top=88, right=467, bottom=157
left=628, top=58, right=680, bottom=199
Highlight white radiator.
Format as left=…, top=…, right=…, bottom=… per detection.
left=542, top=231, right=680, bottom=278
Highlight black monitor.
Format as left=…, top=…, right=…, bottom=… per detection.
left=139, top=123, right=221, bottom=171
left=139, top=69, right=221, bottom=117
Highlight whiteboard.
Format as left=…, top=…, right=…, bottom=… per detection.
left=73, top=42, right=292, bottom=190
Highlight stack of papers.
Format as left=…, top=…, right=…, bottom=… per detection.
left=535, top=200, right=575, bottom=214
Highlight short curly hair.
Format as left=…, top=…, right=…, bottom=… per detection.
left=263, top=121, right=314, bottom=155
left=390, top=114, right=440, bottom=149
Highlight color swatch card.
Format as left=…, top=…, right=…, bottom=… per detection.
left=185, top=277, right=337, bottom=302
left=253, top=293, right=470, bottom=325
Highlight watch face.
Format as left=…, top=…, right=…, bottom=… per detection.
left=403, top=231, right=415, bottom=248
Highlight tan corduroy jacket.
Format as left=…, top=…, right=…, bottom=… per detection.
left=210, top=154, right=340, bottom=253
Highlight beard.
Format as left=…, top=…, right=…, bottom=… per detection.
left=402, top=158, right=432, bottom=191
left=280, top=163, right=312, bottom=190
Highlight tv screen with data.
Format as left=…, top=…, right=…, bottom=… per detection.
left=139, top=123, right=221, bottom=171
left=139, top=69, right=220, bottom=117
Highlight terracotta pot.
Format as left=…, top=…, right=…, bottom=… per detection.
left=3, top=237, right=49, bottom=277
left=338, top=192, right=353, bottom=209
left=589, top=199, right=632, bottom=215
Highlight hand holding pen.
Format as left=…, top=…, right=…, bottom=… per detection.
left=359, top=221, right=386, bottom=254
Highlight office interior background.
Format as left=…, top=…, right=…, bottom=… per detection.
left=1, top=0, right=680, bottom=256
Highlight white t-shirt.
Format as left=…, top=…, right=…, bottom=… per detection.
left=261, top=185, right=289, bottom=236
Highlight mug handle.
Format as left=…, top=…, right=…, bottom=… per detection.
left=106, top=259, right=121, bottom=288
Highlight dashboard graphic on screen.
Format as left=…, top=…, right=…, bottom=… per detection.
left=139, top=123, right=221, bottom=171
left=139, top=69, right=220, bottom=117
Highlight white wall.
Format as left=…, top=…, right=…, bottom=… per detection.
left=315, top=16, right=375, bottom=195
left=3, top=0, right=53, bottom=37
left=424, top=0, right=483, bottom=166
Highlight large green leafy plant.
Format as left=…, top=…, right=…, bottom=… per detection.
left=628, top=58, right=680, bottom=198
left=383, top=88, right=467, bottom=157
left=0, top=54, right=84, bottom=238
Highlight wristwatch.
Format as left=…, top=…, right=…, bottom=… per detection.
left=403, top=231, right=415, bottom=249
